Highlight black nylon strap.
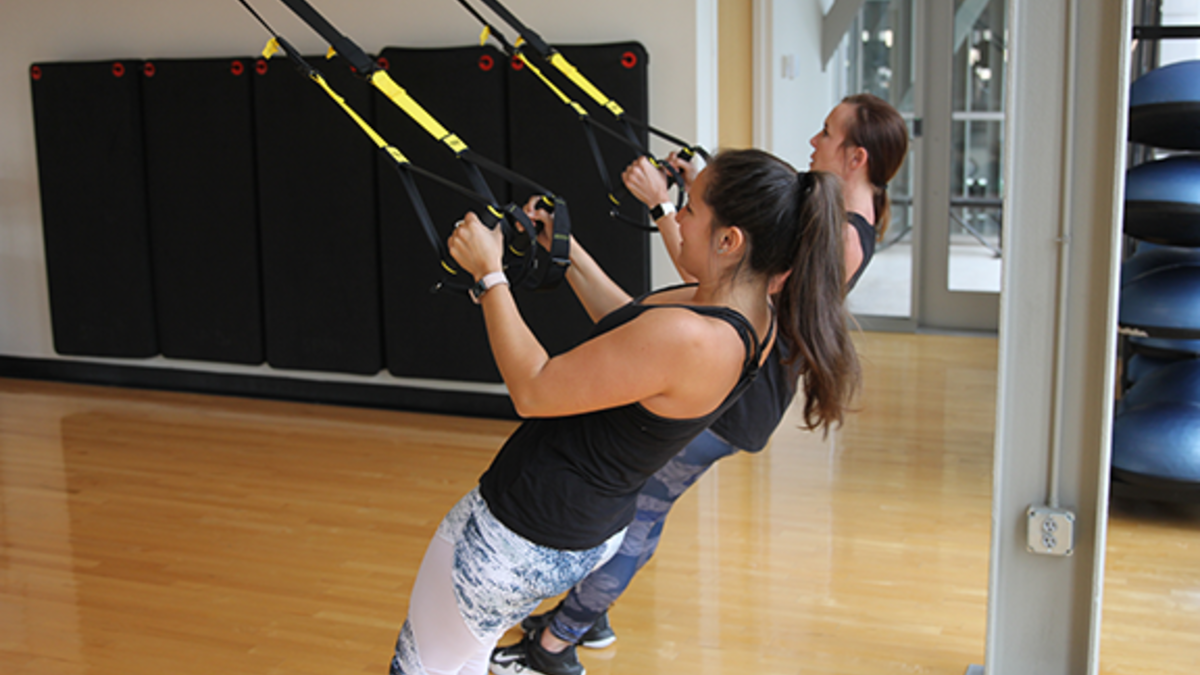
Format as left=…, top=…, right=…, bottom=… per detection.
left=237, top=0, right=548, bottom=296
left=257, top=0, right=568, bottom=293
left=276, top=0, right=379, bottom=75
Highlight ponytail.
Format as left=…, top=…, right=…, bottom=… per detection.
left=841, top=93, right=909, bottom=240
left=704, top=150, right=860, bottom=434
left=776, top=172, right=860, bottom=434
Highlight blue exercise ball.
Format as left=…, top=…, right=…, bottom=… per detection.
left=1129, top=60, right=1200, bottom=150
left=1120, top=243, right=1200, bottom=284
left=1112, top=401, right=1200, bottom=487
left=1124, top=156, right=1200, bottom=246
left=1129, top=335, right=1200, bottom=356
left=1125, top=352, right=1187, bottom=385
left=1119, top=263, right=1200, bottom=338
left=1119, top=359, right=1200, bottom=413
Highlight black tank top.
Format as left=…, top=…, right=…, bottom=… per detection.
left=709, top=212, right=875, bottom=452
left=479, top=292, right=766, bottom=550
left=846, top=212, right=876, bottom=290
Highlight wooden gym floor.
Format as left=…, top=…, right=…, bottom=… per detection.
left=1, top=332, right=1197, bottom=675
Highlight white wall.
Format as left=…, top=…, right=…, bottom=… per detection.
left=0, top=0, right=708, bottom=386
left=754, top=0, right=836, bottom=171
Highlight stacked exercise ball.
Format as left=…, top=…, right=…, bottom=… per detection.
left=1116, top=59, right=1200, bottom=496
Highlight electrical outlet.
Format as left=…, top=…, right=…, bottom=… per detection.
left=1027, top=506, right=1075, bottom=556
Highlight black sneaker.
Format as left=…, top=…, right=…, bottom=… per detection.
left=490, top=629, right=584, bottom=675
left=520, top=607, right=617, bottom=649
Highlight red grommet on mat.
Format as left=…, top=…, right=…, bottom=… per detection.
left=112, top=62, right=126, bottom=78
left=256, top=59, right=268, bottom=75
left=143, top=62, right=156, bottom=78
left=511, top=57, right=524, bottom=71
left=231, top=60, right=245, bottom=76
left=31, top=65, right=42, bottom=81
left=621, top=51, right=637, bottom=69
left=377, top=57, right=390, bottom=70
left=479, top=54, right=494, bottom=72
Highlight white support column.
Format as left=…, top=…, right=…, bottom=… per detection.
left=987, top=0, right=1131, bottom=673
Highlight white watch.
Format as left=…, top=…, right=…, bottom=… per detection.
left=469, top=271, right=509, bottom=304
left=650, top=202, right=677, bottom=221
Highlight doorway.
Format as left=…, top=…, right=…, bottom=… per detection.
left=837, top=0, right=1004, bottom=332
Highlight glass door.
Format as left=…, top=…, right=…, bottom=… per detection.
left=842, top=0, right=919, bottom=324
left=840, top=0, right=1004, bottom=332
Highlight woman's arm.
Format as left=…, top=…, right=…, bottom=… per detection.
left=522, top=196, right=631, bottom=322
left=622, top=157, right=697, bottom=284
left=448, top=212, right=743, bottom=419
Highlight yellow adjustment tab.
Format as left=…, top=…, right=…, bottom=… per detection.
left=441, top=134, right=469, bottom=155
left=479, top=26, right=491, bottom=46
left=370, top=72, right=456, bottom=142
left=548, top=53, right=625, bottom=117
left=326, top=47, right=337, bottom=60
left=384, top=146, right=409, bottom=165
left=262, top=38, right=281, bottom=60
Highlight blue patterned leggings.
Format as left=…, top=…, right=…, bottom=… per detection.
left=390, top=488, right=624, bottom=675
left=548, top=429, right=740, bottom=643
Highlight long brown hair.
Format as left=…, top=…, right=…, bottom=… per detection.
left=704, top=149, right=860, bottom=433
left=841, top=93, right=909, bottom=239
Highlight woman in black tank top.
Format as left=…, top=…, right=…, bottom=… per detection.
left=496, top=96, right=911, bottom=675
left=387, top=149, right=859, bottom=675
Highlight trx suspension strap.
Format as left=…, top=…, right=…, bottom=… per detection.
left=266, top=0, right=572, bottom=290
left=455, top=0, right=709, bottom=231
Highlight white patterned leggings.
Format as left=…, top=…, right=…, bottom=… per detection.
left=389, top=488, right=625, bottom=675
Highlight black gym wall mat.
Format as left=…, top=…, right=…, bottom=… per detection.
left=253, top=54, right=384, bottom=375
left=142, top=57, right=265, bottom=365
left=30, top=60, right=159, bottom=358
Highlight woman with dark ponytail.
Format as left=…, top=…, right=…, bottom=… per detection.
left=811, top=92, right=910, bottom=284
left=496, top=96, right=906, bottom=675
left=388, top=149, right=855, bottom=675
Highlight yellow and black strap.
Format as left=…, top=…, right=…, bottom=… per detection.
left=269, top=0, right=570, bottom=289
left=455, top=0, right=706, bottom=231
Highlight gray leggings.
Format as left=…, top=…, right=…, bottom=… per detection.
left=390, top=488, right=624, bottom=675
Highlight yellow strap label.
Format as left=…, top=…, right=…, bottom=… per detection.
left=549, top=53, right=625, bottom=117
left=479, top=26, right=491, bottom=46
left=326, top=47, right=337, bottom=60
left=369, top=72, right=469, bottom=154
left=262, top=38, right=281, bottom=60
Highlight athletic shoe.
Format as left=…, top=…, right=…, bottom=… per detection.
left=520, top=607, right=617, bottom=649
left=490, top=628, right=585, bottom=675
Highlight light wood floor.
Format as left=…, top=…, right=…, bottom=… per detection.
left=1, top=332, right=1197, bottom=675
